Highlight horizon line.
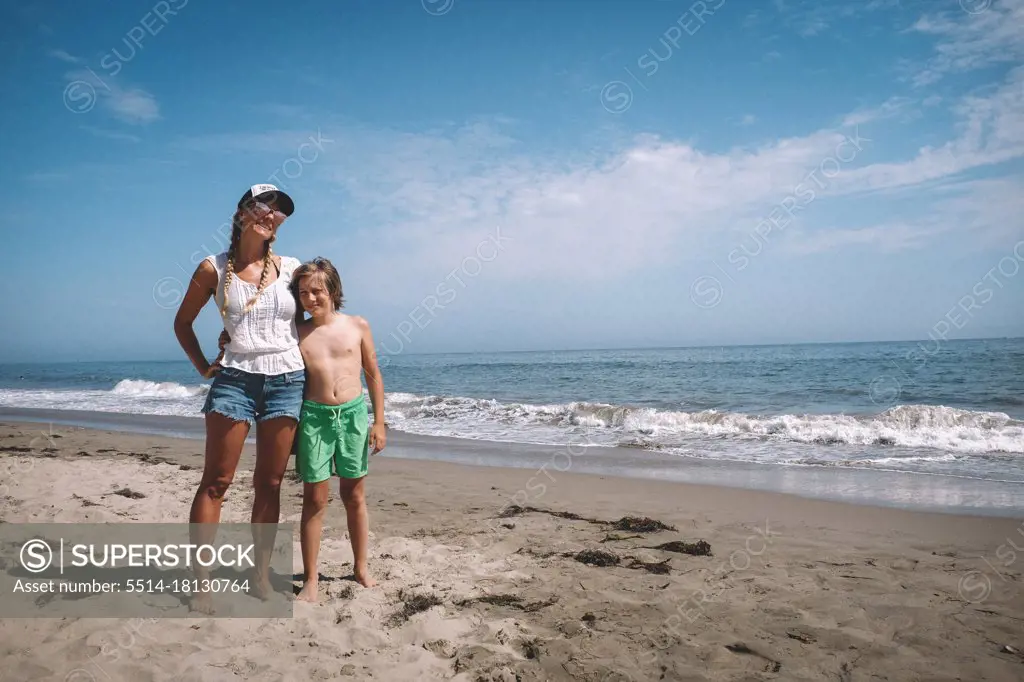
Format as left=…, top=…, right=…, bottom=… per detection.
left=2, top=335, right=1022, bottom=365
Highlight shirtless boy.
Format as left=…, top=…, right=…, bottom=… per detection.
left=290, top=257, right=386, bottom=600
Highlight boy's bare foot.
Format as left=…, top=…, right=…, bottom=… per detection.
left=354, top=567, right=377, bottom=588
left=296, top=579, right=319, bottom=603
left=189, top=592, right=215, bottom=614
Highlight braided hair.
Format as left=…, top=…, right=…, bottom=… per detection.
left=220, top=208, right=277, bottom=319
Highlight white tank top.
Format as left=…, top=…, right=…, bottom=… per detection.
left=205, top=251, right=305, bottom=375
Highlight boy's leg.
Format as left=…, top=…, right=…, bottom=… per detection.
left=294, top=401, right=335, bottom=602
left=339, top=476, right=376, bottom=588
left=297, top=480, right=330, bottom=602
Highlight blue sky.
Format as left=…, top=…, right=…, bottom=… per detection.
left=2, top=0, right=1022, bottom=362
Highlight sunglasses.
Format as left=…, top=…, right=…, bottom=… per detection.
left=243, top=201, right=288, bottom=225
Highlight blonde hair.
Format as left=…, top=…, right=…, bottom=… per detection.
left=290, top=257, right=344, bottom=311
left=220, top=209, right=276, bottom=319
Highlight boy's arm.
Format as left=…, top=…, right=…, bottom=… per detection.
left=358, top=317, right=385, bottom=424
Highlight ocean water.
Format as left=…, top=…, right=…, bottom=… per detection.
left=1, top=339, right=1022, bottom=484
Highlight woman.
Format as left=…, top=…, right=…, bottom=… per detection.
left=173, top=184, right=304, bottom=612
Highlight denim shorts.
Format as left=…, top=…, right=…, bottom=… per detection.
left=201, top=367, right=305, bottom=425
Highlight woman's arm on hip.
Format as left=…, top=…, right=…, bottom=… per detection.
left=173, top=260, right=219, bottom=377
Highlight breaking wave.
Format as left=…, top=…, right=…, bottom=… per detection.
left=1, top=384, right=1020, bottom=457
left=383, top=393, right=1023, bottom=455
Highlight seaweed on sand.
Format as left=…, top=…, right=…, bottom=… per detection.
left=457, top=594, right=522, bottom=608
left=388, top=592, right=443, bottom=626
left=455, top=593, right=560, bottom=612
left=611, top=516, right=676, bottom=532
left=498, top=506, right=676, bottom=533
left=625, top=557, right=673, bottom=574
left=649, top=540, right=712, bottom=556
left=499, top=505, right=585, bottom=521
left=112, top=487, right=146, bottom=499
left=569, top=549, right=620, bottom=567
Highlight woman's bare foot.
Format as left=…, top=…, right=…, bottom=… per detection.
left=252, top=576, right=274, bottom=601
left=354, top=566, right=377, bottom=588
left=296, top=578, right=319, bottom=603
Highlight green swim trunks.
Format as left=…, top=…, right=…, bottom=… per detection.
left=295, top=396, right=370, bottom=483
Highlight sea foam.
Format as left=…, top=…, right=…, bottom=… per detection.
left=1, top=385, right=1020, bottom=457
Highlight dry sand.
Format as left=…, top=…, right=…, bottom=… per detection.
left=1, top=420, right=1022, bottom=681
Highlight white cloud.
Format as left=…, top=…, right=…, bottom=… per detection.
left=909, top=0, right=1024, bottom=86
left=106, top=87, right=160, bottom=124
left=158, top=5, right=1018, bottom=308
left=784, top=176, right=1024, bottom=256
left=47, top=49, right=80, bottom=64
left=770, top=0, right=898, bottom=38
left=926, top=177, right=1024, bottom=246
left=798, top=18, right=828, bottom=37
left=838, top=66, right=1024, bottom=195
left=842, top=97, right=914, bottom=126
left=784, top=223, right=933, bottom=255
left=324, top=124, right=859, bottom=284
left=302, top=63, right=1022, bottom=301
left=64, top=69, right=160, bottom=124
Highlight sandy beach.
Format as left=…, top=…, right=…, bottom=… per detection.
left=1, top=420, right=1022, bottom=681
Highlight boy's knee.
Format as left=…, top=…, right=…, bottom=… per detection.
left=304, top=498, right=329, bottom=516
left=341, top=485, right=365, bottom=509
left=304, top=484, right=330, bottom=511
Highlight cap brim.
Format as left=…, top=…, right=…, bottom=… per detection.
left=257, top=190, right=295, bottom=216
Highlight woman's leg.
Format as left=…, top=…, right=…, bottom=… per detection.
left=250, top=415, right=298, bottom=598
left=190, top=412, right=250, bottom=524
left=188, top=412, right=250, bottom=613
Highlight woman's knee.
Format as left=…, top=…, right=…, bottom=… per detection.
left=198, top=472, right=235, bottom=500
left=253, top=471, right=284, bottom=496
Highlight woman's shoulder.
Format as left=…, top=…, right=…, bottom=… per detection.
left=280, top=255, right=304, bottom=273
left=200, top=251, right=228, bottom=272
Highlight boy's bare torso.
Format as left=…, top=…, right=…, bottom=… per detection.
left=298, top=314, right=367, bottom=405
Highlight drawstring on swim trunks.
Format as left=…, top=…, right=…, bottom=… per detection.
left=329, top=406, right=346, bottom=441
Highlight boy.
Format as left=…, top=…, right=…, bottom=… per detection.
left=289, top=257, right=386, bottom=600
